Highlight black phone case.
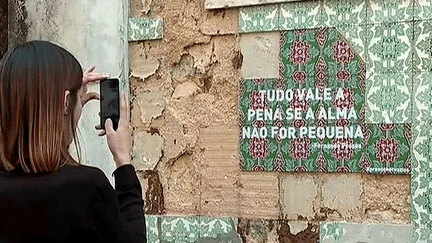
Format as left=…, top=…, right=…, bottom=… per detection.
left=100, top=78, right=120, bottom=131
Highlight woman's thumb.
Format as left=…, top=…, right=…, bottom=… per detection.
left=105, top=118, right=114, bottom=133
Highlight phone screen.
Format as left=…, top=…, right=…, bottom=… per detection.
left=100, top=78, right=119, bottom=131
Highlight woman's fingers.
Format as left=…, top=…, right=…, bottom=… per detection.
left=82, top=66, right=109, bottom=85
left=83, top=73, right=108, bottom=85
left=81, top=92, right=100, bottom=106
left=118, top=94, right=127, bottom=126
left=95, top=123, right=106, bottom=136
left=83, top=66, right=96, bottom=74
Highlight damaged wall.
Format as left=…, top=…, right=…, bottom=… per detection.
left=130, top=0, right=410, bottom=241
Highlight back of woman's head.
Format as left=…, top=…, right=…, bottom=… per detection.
left=0, top=41, right=82, bottom=173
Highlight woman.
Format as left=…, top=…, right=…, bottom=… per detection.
left=0, top=41, right=146, bottom=243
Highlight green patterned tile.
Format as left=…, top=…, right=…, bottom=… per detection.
left=279, top=28, right=366, bottom=125
left=413, top=226, right=432, bottom=243
left=240, top=121, right=412, bottom=174
left=368, top=0, right=412, bottom=24
left=128, top=17, right=163, bottom=41
left=239, top=28, right=390, bottom=174
left=279, top=1, right=323, bottom=30
left=412, top=170, right=421, bottom=228
left=240, top=120, right=366, bottom=173
left=412, top=122, right=432, bottom=173
left=199, top=217, right=240, bottom=242
left=146, top=216, right=160, bottom=243
left=412, top=172, right=432, bottom=233
left=415, top=0, right=432, bottom=21
left=413, top=72, right=432, bottom=122
left=160, top=216, right=199, bottom=242
left=413, top=20, right=432, bottom=72
left=321, top=222, right=412, bottom=242
left=366, top=71, right=412, bottom=123
left=320, top=222, right=345, bottom=242
left=238, top=4, right=279, bottom=33
left=364, top=123, right=411, bottom=174
left=335, top=23, right=370, bottom=62
left=365, top=22, right=413, bottom=124
left=411, top=122, right=432, bottom=232
left=323, top=0, right=368, bottom=28
left=366, top=22, right=412, bottom=74
left=144, top=216, right=242, bottom=242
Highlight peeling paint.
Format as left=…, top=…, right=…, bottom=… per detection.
left=133, top=132, right=164, bottom=170
left=188, top=42, right=213, bottom=74
left=288, top=221, right=309, bottom=235
left=172, top=82, right=201, bottom=99
left=135, top=88, right=166, bottom=125
left=200, top=9, right=238, bottom=35
left=131, top=57, right=160, bottom=80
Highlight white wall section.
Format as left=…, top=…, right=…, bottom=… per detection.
left=22, top=0, right=129, bottom=184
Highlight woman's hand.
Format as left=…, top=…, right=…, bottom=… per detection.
left=96, top=94, right=132, bottom=168
left=81, top=66, right=109, bottom=106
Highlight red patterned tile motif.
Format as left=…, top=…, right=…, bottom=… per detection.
left=332, top=40, right=354, bottom=64
left=332, top=88, right=354, bottom=111
left=290, top=41, right=311, bottom=65
left=332, top=137, right=354, bottom=160
left=249, top=138, right=269, bottom=159
left=249, top=90, right=267, bottom=110
left=376, top=138, right=399, bottom=163
left=290, top=137, right=311, bottom=160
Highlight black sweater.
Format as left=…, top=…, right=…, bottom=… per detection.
left=0, top=164, right=146, bottom=243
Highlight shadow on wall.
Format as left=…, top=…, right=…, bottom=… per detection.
left=0, top=0, right=8, bottom=59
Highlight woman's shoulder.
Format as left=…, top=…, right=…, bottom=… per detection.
left=59, top=164, right=109, bottom=184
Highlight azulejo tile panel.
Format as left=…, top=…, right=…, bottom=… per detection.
left=239, top=28, right=411, bottom=174
left=161, top=217, right=199, bottom=242
left=411, top=122, right=432, bottom=242
left=413, top=72, right=432, bottom=122
left=200, top=217, right=240, bottom=242
left=320, top=222, right=412, bottom=242
left=368, top=0, right=412, bottom=24
left=323, top=0, right=368, bottom=27
left=237, top=1, right=432, bottom=241
left=146, top=215, right=160, bottom=243
left=128, top=17, right=163, bottom=41
left=366, top=22, right=412, bottom=74
left=364, top=21, right=413, bottom=124
left=415, top=0, right=432, bottom=21
left=413, top=226, right=432, bottom=243
left=320, top=222, right=344, bottom=242
left=279, top=1, right=322, bottom=30
left=411, top=120, right=431, bottom=174
left=238, top=4, right=279, bottom=33
left=366, top=71, right=412, bottom=124
left=413, top=20, right=432, bottom=72
left=145, top=216, right=241, bottom=242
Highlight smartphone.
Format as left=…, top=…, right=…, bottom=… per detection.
left=100, top=78, right=120, bottom=131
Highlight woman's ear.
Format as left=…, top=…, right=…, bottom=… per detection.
left=64, top=90, right=70, bottom=115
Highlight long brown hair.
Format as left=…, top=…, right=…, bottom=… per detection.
left=0, top=41, right=82, bottom=173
